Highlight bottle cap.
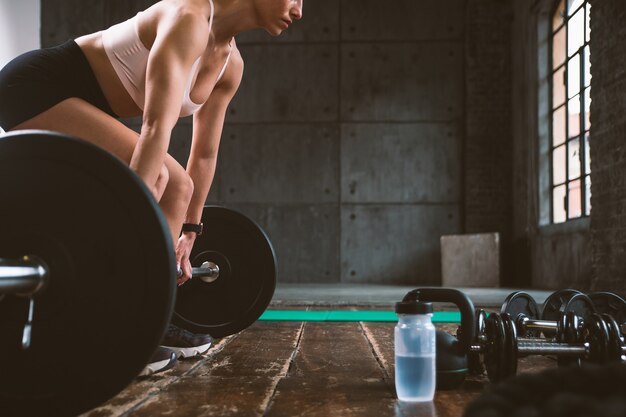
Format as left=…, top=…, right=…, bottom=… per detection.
left=395, top=300, right=433, bottom=315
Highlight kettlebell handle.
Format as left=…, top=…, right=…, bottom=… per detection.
left=402, top=288, right=476, bottom=353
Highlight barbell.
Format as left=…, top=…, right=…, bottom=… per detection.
left=0, top=130, right=277, bottom=417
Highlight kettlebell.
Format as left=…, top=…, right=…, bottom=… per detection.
left=401, top=288, right=476, bottom=390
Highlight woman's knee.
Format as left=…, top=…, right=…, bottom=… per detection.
left=166, top=163, right=194, bottom=202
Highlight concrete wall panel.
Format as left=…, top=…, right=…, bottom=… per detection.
left=341, top=0, right=465, bottom=41
left=341, top=204, right=461, bottom=284
left=229, top=45, right=338, bottom=123
left=215, top=123, right=339, bottom=203
left=341, top=123, right=461, bottom=203
left=41, top=0, right=105, bottom=45
left=341, top=43, right=464, bottom=121
left=227, top=204, right=340, bottom=283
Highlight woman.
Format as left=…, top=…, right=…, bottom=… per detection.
left=0, top=0, right=303, bottom=374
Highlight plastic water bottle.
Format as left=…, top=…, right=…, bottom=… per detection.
left=394, top=299, right=436, bottom=402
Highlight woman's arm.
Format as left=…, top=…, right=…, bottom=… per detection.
left=184, top=47, right=244, bottom=226
left=130, top=12, right=209, bottom=195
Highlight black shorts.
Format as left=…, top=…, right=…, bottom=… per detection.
left=0, top=40, right=117, bottom=131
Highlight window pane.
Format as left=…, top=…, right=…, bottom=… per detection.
left=567, top=54, right=580, bottom=99
left=568, top=95, right=581, bottom=138
left=584, top=45, right=591, bottom=87
left=584, top=86, right=591, bottom=131
left=553, top=27, right=566, bottom=68
left=584, top=133, right=591, bottom=174
left=586, top=3, right=591, bottom=42
left=553, top=184, right=567, bottom=223
left=554, top=144, right=566, bottom=185
left=568, top=179, right=582, bottom=218
left=554, top=0, right=566, bottom=31
left=553, top=67, right=566, bottom=108
left=568, top=0, right=583, bottom=16
left=568, top=7, right=585, bottom=57
left=585, top=175, right=591, bottom=216
left=568, top=138, right=581, bottom=180
left=553, top=106, right=566, bottom=146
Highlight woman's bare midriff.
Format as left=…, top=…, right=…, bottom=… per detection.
left=75, top=33, right=143, bottom=118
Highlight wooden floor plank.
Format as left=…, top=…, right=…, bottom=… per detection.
left=81, top=336, right=235, bottom=417
left=126, top=321, right=303, bottom=417
left=265, top=321, right=398, bottom=417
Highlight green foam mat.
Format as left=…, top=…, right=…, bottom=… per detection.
left=259, top=310, right=461, bottom=323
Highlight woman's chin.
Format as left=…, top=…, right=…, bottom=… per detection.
left=264, top=27, right=283, bottom=37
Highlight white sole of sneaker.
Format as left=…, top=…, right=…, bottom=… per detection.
left=162, top=342, right=212, bottom=359
left=139, top=357, right=174, bottom=376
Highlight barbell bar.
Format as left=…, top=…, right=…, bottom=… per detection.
left=0, top=256, right=48, bottom=296
left=177, top=261, right=220, bottom=283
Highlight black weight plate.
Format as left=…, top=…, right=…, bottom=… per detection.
left=600, top=314, right=624, bottom=362
left=174, top=206, right=276, bottom=337
left=541, top=289, right=582, bottom=322
left=0, top=131, right=176, bottom=416
left=562, top=293, right=597, bottom=321
left=484, top=313, right=506, bottom=383
left=588, top=292, right=626, bottom=324
left=541, top=289, right=582, bottom=337
left=581, top=313, right=610, bottom=364
left=501, top=291, right=540, bottom=320
left=501, top=291, right=541, bottom=337
left=467, top=309, right=486, bottom=375
left=557, top=311, right=581, bottom=367
left=500, top=313, right=518, bottom=379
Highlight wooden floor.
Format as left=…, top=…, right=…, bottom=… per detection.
left=83, top=310, right=555, bottom=417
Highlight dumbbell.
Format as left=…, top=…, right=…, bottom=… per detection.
left=402, top=288, right=625, bottom=388
left=471, top=311, right=625, bottom=383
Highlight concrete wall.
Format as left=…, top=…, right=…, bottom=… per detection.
left=0, top=0, right=40, bottom=68
left=226, top=0, right=466, bottom=284
left=465, top=0, right=515, bottom=286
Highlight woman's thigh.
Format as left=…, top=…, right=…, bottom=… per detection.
left=11, top=97, right=186, bottom=183
left=12, top=97, right=139, bottom=163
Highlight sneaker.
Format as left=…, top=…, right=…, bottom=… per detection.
left=161, top=324, right=213, bottom=358
left=139, top=346, right=177, bottom=376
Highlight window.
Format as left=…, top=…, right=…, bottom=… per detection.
left=550, top=0, right=591, bottom=223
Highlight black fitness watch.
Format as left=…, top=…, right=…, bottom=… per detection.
left=182, top=222, right=203, bottom=236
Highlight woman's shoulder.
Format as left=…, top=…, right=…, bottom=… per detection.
left=138, top=1, right=211, bottom=49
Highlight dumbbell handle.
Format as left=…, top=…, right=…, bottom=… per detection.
left=177, top=261, right=220, bottom=283
left=0, top=256, right=48, bottom=295
left=517, top=341, right=589, bottom=356
left=471, top=340, right=626, bottom=358
left=518, top=317, right=558, bottom=331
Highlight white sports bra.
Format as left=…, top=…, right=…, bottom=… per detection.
left=101, top=0, right=232, bottom=117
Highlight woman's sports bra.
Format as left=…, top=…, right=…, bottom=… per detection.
left=101, top=0, right=232, bottom=117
